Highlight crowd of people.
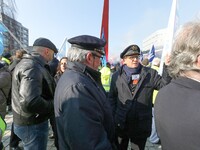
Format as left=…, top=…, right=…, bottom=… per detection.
left=0, top=20, right=200, bottom=150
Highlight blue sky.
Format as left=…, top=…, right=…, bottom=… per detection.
left=16, top=0, right=200, bottom=61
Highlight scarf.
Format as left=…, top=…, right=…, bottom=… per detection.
left=123, top=64, right=142, bottom=83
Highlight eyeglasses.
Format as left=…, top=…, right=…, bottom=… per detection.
left=92, top=53, right=103, bottom=60
left=126, top=55, right=140, bottom=60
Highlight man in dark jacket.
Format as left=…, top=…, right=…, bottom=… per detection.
left=8, top=49, right=27, bottom=150
left=109, top=44, right=170, bottom=150
left=12, top=38, right=57, bottom=150
left=54, top=35, right=116, bottom=150
left=155, top=21, right=200, bottom=150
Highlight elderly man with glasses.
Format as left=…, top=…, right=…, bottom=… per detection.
left=109, top=44, right=170, bottom=150
left=54, top=35, right=116, bottom=150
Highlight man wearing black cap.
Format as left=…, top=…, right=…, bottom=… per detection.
left=54, top=35, right=116, bottom=150
left=12, top=38, right=57, bottom=150
left=108, top=44, right=170, bottom=150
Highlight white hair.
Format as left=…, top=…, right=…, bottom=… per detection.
left=67, top=47, right=90, bottom=62
left=168, top=21, right=200, bottom=78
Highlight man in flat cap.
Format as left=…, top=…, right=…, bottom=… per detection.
left=108, top=44, right=171, bottom=150
left=12, top=38, right=57, bottom=149
left=54, top=35, right=116, bottom=150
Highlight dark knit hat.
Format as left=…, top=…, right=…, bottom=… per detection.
left=33, top=38, right=58, bottom=53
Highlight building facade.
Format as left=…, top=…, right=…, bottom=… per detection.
left=142, top=28, right=167, bottom=58
left=0, top=13, right=28, bottom=52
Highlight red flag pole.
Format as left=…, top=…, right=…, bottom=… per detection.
left=100, top=0, right=109, bottom=61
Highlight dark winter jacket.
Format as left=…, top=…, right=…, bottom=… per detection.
left=155, top=77, right=200, bottom=150
left=0, top=66, right=11, bottom=119
left=12, top=53, right=56, bottom=125
left=54, top=61, right=116, bottom=150
left=109, top=64, right=170, bottom=138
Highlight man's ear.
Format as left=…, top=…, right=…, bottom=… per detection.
left=85, top=52, right=93, bottom=64
left=197, top=55, right=200, bottom=68
left=45, top=48, right=50, bottom=56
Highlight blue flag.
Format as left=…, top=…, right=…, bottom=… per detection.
left=148, top=45, right=155, bottom=62
left=100, top=28, right=107, bottom=67
left=0, top=33, right=4, bottom=55
left=0, top=22, right=8, bottom=55
left=0, top=23, right=7, bottom=33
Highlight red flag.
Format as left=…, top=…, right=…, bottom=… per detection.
left=100, top=0, right=109, bottom=61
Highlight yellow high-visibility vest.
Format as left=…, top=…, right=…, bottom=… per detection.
left=100, top=66, right=111, bottom=92
left=1, top=57, right=11, bottom=65
left=0, top=116, right=6, bottom=138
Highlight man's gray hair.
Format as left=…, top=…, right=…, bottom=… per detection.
left=168, top=21, right=200, bottom=78
left=67, top=47, right=90, bottom=62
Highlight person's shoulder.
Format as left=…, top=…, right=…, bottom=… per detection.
left=111, top=69, right=120, bottom=79
left=16, top=57, right=41, bottom=75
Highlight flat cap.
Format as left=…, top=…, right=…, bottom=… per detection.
left=120, top=44, right=140, bottom=59
left=33, top=38, right=58, bottom=53
left=68, top=35, right=106, bottom=55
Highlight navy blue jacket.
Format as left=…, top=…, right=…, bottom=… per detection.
left=54, top=62, right=115, bottom=150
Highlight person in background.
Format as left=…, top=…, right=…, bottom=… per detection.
left=49, top=57, right=59, bottom=77
left=12, top=38, right=57, bottom=150
left=155, top=21, right=200, bottom=150
left=49, top=56, right=68, bottom=150
left=0, top=52, right=12, bottom=66
left=54, top=57, right=68, bottom=83
left=0, top=62, right=11, bottom=119
left=0, top=62, right=11, bottom=150
left=149, top=57, right=161, bottom=145
left=9, top=49, right=27, bottom=72
left=100, top=62, right=111, bottom=93
left=141, top=58, right=150, bottom=67
left=54, top=35, right=116, bottom=150
left=109, top=44, right=170, bottom=150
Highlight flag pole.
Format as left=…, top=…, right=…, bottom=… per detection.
left=59, top=37, right=68, bottom=52
left=0, top=21, right=26, bottom=50
left=159, top=0, right=179, bottom=75
left=100, top=0, right=109, bottom=63
left=56, top=37, right=68, bottom=60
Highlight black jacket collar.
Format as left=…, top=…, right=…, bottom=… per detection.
left=67, top=61, right=102, bottom=85
left=23, top=53, right=46, bottom=67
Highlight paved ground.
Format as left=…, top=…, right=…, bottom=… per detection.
left=2, top=112, right=161, bottom=150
